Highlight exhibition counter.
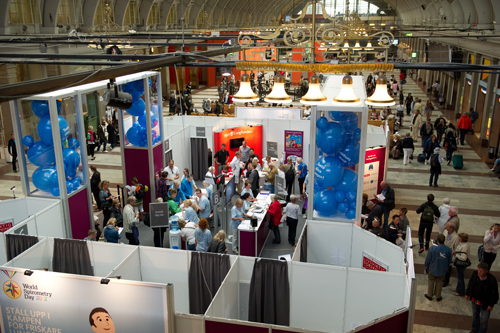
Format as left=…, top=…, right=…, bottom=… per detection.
left=238, top=192, right=272, bottom=257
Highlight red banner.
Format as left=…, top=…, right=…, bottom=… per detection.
left=362, top=252, right=388, bottom=272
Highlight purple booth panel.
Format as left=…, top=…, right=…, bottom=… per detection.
left=239, top=229, right=256, bottom=257
left=68, top=188, right=91, bottom=239
left=206, top=320, right=268, bottom=333
left=124, top=148, right=152, bottom=210
left=153, top=144, right=163, bottom=174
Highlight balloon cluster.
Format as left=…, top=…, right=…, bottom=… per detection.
left=123, top=80, right=159, bottom=147
left=313, top=111, right=361, bottom=219
left=23, top=100, right=82, bottom=196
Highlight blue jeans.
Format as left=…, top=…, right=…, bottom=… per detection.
left=446, top=149, right=454, bottom=162
left=383, top=209, right=390, bottom=230
left=97, top=138, right=107, bottom=151
left=270, top=185, right=275, bottom=194
left=187, top=243, right=196, bottom=251
left=459, top=129, right=467, bottom=145
left=455, top=265, right=466, bottom=295
left=471, top=302, right=490, bottom=333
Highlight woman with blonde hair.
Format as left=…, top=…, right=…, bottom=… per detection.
left=483, top=223, right=500, bottom=270
left=99, top=180, right=113, bottom=225
left=182, top=199, right=199, bottom=223
left=452, top=233, right=470, bottom=296
left=104, top=218, right=120, bottom=243
left=178, top=218, right=197, bottom=250
left=194, top=218, right=212, bottom=252
left=207, top=230, right=228, bottom=253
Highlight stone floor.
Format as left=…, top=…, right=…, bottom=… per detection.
left=0, top=75, right=499, bottom=332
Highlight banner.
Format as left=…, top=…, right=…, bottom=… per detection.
left=266, top=142, right=278, bottom=158
left=235, top=107, right=302, bottom=120
left=362, top=252, right=388, bottom=272
left=284, top=130, right=303, bottom=161
left=0, top=218, right=14, bottom=233
left=0, top=267, right=168, bottom=333
left=364, top=147, right=386, bottom=199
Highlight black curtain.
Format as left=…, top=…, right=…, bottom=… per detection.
left=189, top=251, right=230, bottom=314
left=6, top=234, right=38, bottom=261
left=300, top=224, right=307, bottom=262
left=248, top=258, right=290, bottom=326
left=52, top=238, right=94, bottom=276
left=190, top=138, right=208, bottom=181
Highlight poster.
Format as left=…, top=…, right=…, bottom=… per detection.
left=0, top=218, right=14, bottom=233
left=362, top=252, right=388, bottom=272
left=0, top=267, right=168, bottom=333
left=284, top=130, right=303, bottom=161
left=266, top=142, right=278, bottom=158
left=364, top=147, right=386, bottom=199
left=235, top=107, right=302, bottom=120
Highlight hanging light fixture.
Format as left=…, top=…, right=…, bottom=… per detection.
left=264, top=75, right=292, bottom=103
left=221, top=67, right=231, bottom=76
left=300, top=75, right=327, bottom=105
left=342, top=41, right=350, bottom=51
left=365, top=41, right=374, bottom=50
left=366, top=76, right=395, bottom=106
left=232, top=74, right=259, bottom=103
left=354, top=41, right=361, bottom=50
left=332, top=75, right=360, bottom=105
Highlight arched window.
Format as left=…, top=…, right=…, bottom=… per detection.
left=57, top=0, right=84, bottom=26
left=147, top=3, right=160, bottom=26
left=124, top=0, right=140, bottom=26
left=299, top=0, right=379, bottom=17
left=94, top=0, right=115, bottom=25
left=8, top=0, right=41, bottom=25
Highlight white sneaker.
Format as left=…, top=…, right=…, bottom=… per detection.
left=103, top=151, right=108, bottom=153
left=302, top=213, right=307, bottom=218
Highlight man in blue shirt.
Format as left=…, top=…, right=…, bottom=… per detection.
left=424, top=234, right=452, bottom=302
left=296, top=157, right=308, bottom=198
left=170, top=180, right=186, bottom=204
left=181, top=174, right=196, bottom=197
left=195, top=189, right=211, bottom=219
left=302, top=173, right=309, bottom=218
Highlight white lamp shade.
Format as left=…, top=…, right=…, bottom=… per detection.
left=300, top=75, right=327, bottom=105
left=365, top=41, right=373, bottom=50
left=233, top=74, right=259, bottom=103
left=366, top=77, right=395, bottom=106
left=332, top=75, right=360, bottom=104
left=264, top=76, right=291, bottom=103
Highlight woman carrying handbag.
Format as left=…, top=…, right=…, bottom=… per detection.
left=453, top=233, right=470, bottom=296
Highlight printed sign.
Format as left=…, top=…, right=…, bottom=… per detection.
left=362, top=252, right=388, bottom=272
left=213, top=190, right=221, bottom=206
left=267, top=142, right=278, bottom=158
left=149, top=203, right=170, bottom=228
left=275, top=175, right=285, bottom=199
left=284, top=130, right=303, bottom=160
left=196, top=127, right=206, bottom=137
left=0, top=218, right=14, bottom=233
left=0, top=267, right=169, bottom=333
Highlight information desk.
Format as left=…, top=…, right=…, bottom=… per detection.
left=238, top=192, right=272, bottom=257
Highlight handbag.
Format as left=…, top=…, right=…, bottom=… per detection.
left=280, top=213, right=287, bottom=224
left=453, top=257, right=471, bottom=267
left=478, top=244, right=485, bottom=263
left=132, top=224, right=139, bottom=243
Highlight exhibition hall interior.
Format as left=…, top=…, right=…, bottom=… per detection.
left=0, top=0, right=500, bottom=332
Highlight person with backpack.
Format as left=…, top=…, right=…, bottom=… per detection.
left=402, top=132, right=414, bottom=166
left=128, top=177, right=145, bottom=216
left=444, top=127, right=458, bottom=165
left=424, top=135, right=440, bottom=164
left=429, top=147, right=443, bottom=187
left=457, top=113, right=472, bottom=145
left=284, top=157, right=297, bottom=202
left=86, top=125, right=96, bottom=161
left=416, top=193, right=441, bottom=253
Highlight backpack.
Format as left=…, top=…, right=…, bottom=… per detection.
left=135, top=184, right=145, bottom=200
left=430, top=154, right=440, bottom=167
left=421, top=204, right=435, bottom=223
left=285, top=166, right=295, bottom=183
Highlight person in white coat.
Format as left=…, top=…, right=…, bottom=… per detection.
left=437, top=198, right=451, bottom=233
left=230, top=152, right=243, bottom=192
left=123, top=196, right=139, bottom=245
left=411, top=110, right=423, bottom=142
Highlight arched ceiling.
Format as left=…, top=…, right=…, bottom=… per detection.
left=0, top=0, right=498, bottom=33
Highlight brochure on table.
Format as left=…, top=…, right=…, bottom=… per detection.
left=238, top=192, right=271, bottom=230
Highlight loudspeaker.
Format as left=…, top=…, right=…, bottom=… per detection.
left=251, top=216, right=258, bottom=228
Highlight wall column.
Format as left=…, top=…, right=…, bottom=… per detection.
left=454, top=71, right=466, bottom=117
left=480, top=59, right=499, bottom=142
left=467, top=52, right=481, bottom=111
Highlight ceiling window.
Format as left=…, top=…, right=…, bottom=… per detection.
left=8, top=0, right=42, bottom=25
left=124, top=0, right=140, bottom=25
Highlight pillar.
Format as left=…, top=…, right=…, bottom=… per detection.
left=467, top=52, right=481, bottom=111
left=454, top=70, right=466, bottom=117
left=480, top=59, right=499, bottom=141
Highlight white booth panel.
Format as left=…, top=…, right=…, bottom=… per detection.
left=108, top=247, right=141, bottom=281
left=351, top=226, right=377, bottom=269
left=0, top=198, right=29, bottom=224
left=307, top=221, right=352, bottom=266
left=25, top=197, right=59, bottom=216
left=9, top=238, right=53, bottom=270
left=0, top=236, right=6, bottom=265
left=34, top=203, right=65, bottom=238
left=375, top=238, right=405, bottom=274
left=175, top=314, right=204, bottom=333
left=7, top=216, right=37, bottom=235
left=207, top=262, right=239, bottom=320
left=139, top=247, right=190, bottom=314
left=88, top=242, right=137, bottom=277
left=343, top=268, right=406, bottom=332
left=238, top=256, right=256, bottom=283
left=290, top=262, right=346, bottom=333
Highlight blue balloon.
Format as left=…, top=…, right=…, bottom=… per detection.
left=349, top=201, right=357, bottom=209
left=72, top=177, right=81, bottom=189
left=346, top=209, right=356, bottom=220
left=318, top=121, right=347, bottom=155
left=49, top=169, right=58, bottom=185
left=126, top=98, right=145, bottom=116
left=132, top=122, right=140, bottom=127
left=37, top=115, right=69, bottom=146
left=126, top=126, right=142, bottom=146
left=68, top=138, right=80, bottom=149
left=62, top=148, right=80, bottom=168
left=50, top=186, right=60, bottom=197
left=32, top=166, right=57, bottom=191
left=66, top=181, right=74, bottom=194
left=314, top=182, right=326, bottom=194
left=341, top=112, right=359, bottom=133
left=152, top=105, right=159, bottom=114
left=334, top=191, right=345, bottom=202
left=131, top=80, right=145, bottom=96
left=314, top=155, right=344, bottom=188
left=22, top=135, right=34, bottom=148
left=138, top=111, right=159, bottom=129
left=338, top=202, right=349, bottom=213
left=353, top=128, right=361, bottom=142
left=328, top=111, right=347, bottom=123
left=346, top=190, right=357, bottom=202
left=31, top=100, right=61, bottom=118
left=334, top=168, right=358, bottom=192
left=315, top=128, right=325, bottom=150
left=316, top=116, right=329, bottom=130
left=27, top=141, right=55, bottom=166
left=339, top=140, right=360, bottom=167
left=65, top=167, right=77, bottom=179
left=122, top=81, right=143, bottom=97
left=314, top=190, right=338, bottom=215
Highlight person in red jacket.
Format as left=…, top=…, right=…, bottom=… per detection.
left=267, top=194, right=283, bottom=244
left=457, top=114, right=472, bottom=146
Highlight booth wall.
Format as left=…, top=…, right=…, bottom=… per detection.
left=206, top=259, right=239, bottom=319
left=290, top=262, right=346, bottom=333
left=8, top=238, right=53, bottom=270
left=37, top=200, right=65, bottom=239
left=307, top=222, right=352, bottom=266
left=167, top=127, right=191, bottom=176
left=364, top=147, right=386, bottom=200
left=0, top=198, right=29, bottom=225
left=25, top=197, right=58, bottom=216
left=343, top=268, right=406, bottom=332
left=88, top=242, right=137, bottom=277
left=235, top=107, right=302, bottom=120
left=108, top=247, right=142, bottom=281
left=175, top=314, right=204, bottom=333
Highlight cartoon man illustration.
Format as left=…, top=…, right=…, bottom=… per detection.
left=89, top=308, right=115, bottom=333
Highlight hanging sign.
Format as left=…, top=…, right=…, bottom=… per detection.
left=362, top=252, right=388, bottom=272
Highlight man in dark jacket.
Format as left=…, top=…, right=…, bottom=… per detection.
left=365, top=201, right=383, bottom=230
left=248, top=163, right=260, bottom=198
left=370, top=218, right=385, bottom=238
left=420, top=119, right=434, bottom=148
left=90, top=165, right=101, bottom=210
left=466, top=262, right=499, bottom=333
left=416, top=193, right=441, bottom=253
left=386, top=215, right=403, bottom=244
left=7, top=134, right=17, bottom=172
left=375, top=181, right=395, bottom=230
left=169, top=93, right=176, bottom=114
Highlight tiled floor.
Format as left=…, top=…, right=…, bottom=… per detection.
left=1, top=76, right=499, bottom=332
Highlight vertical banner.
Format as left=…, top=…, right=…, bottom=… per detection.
left=0, top=267, right=169, bottom=332
left=284, top=130, right=303, bottom=161
left=364, top=147, right=386, bottom=199
left=266, top=142, right=278, bottom=158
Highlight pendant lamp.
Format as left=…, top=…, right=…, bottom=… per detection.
left=365, top=41, right=374, bottom=50
left=354, top=41, right=361, bottom=50
left=342, top=41, right=350, bottom=51
left=332, top=75, right=360, bottom=104
left=300, top=75, right=327, bottom=105
left=366, top=76, right=395, bottom=106
left=264, top=75, right=292, bottom=103
left=232, top=74, right=259, bottom=103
